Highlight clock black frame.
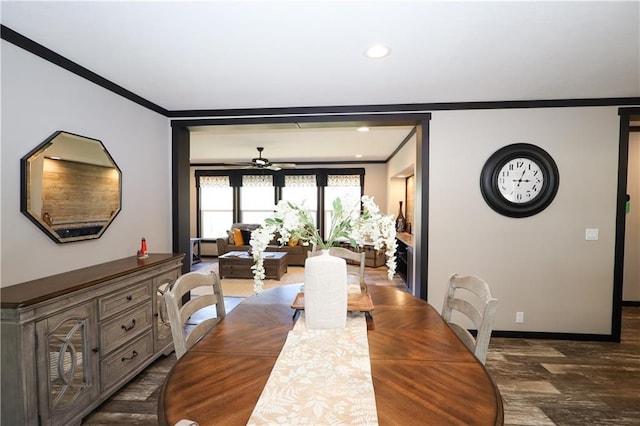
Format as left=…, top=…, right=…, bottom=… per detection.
left=480, top=143, right=559, bottom=218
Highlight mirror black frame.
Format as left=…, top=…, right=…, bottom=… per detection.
left=20, top=131, right=122, bottom=243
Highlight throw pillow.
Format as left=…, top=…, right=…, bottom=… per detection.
left=233, top=228, right=244, bottom=245
left=240, top=229, right=253, bottom=245
left=227, top=229, right=235, bottom=245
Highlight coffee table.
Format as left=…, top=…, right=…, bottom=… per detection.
left=219, top=251, right=288, bottom=280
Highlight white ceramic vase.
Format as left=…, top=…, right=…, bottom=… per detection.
left=303, top=249, right=348, bottom=329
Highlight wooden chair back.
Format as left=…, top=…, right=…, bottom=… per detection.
left=163, top=271, right=226, bottom=359
left=309, top=246, right=367, bottom=293
left=441, top=273, right=498, bottom=364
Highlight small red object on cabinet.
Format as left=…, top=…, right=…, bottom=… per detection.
left=138, top=237, right=149, bottom=259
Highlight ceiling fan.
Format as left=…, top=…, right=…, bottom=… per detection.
left=224, top=147, right=296, bottom=171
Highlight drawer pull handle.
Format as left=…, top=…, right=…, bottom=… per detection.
left=126, top=295, right=133, bottom=301
left=121, top=319, right=136, bottom=332
left=121, top=350, right=138, bottom=362
left=92, top=347, right=100, bottom=353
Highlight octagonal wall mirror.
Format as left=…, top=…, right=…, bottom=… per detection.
left=21, top=131, right=122, bottom=243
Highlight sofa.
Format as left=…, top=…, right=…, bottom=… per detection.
left=216, top=223, right=312, bottom=266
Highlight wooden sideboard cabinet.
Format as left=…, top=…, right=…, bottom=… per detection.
left=396, top=233, right=414, bottom=291
left=0, top=253, right=183, bottom=426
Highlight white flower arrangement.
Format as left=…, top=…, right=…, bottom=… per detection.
left=250, top=195, right=397, bottom=294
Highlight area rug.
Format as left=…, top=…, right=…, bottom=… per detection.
left=194, top=262, right=306, bottom=297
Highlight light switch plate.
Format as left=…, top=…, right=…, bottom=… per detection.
left=585, top=228, right=599, bottom=241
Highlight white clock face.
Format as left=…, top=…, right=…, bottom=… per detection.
left=497, top=157, right=544, bottom=203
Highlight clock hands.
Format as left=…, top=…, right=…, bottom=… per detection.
left=498, top=157, right=545, bottom=203
left=516, top=169, right=526, bottom=187
left=510, top=171, right=530, bottom=186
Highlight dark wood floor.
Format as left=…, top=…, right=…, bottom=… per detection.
left=82, top=263, right=640, bottom=425
left=485, top=307, right=640, bottom=425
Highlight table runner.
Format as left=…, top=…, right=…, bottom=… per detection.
left=247, top=312, right=379, bottom=425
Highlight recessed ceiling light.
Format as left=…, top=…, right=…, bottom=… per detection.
left=355, top=154, right=363, bottom=158
left=365, top=44, right=390, bottom=59
left=357, top=126, right=370, bottom=132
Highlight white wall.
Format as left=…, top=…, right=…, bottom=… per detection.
left=623, top=132, right=640, bottom=301
left=361, top=163, right=388, bottom=211
left=386, top=135, right=416, bottom=216
left=429, top=107, right=620, bottom=334
left=1, top=41, right=172, bottom=287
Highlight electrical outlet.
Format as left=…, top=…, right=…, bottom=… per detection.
left=585, top=228, right=599, bottom=240
left=516, top=311, right=524, bottom=324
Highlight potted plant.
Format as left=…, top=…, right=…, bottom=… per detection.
left=249, top=195, right=397, bottom=294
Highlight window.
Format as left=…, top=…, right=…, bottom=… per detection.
left=195, top=168, right=364, bottom=240
left=281, top=175, right=318, bottom=226
left=324, top=174, right=362, bottom=239
left=240, top=175, right=275, bottom=224
left=200, top=176, right=233, bottom=239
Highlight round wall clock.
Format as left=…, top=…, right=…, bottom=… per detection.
left=480, top=143, right=559, bottom=218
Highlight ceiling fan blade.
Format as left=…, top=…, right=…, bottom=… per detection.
left=222, top=161, right=253, bottom=166
left=218, top=162, right=254, bottom=169
left=271, top=163, right=297, bottom=169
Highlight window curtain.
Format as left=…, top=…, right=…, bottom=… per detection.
left=242, top=175, right=274, bottom=187
left=285, top=174, right=316, bottom=187
left=327, top=174, right=361, bottom=187
left=199, top=175, right=230, bottom=188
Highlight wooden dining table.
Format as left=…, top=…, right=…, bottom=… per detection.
left=158, top=284, right=504, bottom=425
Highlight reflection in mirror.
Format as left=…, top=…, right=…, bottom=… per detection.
left=21, top=131, right=121, bottom=243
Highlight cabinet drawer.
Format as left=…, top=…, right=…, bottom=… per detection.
left=100, top=331, right=153, bottom=392
left=98, top=283, right=151, bottom=320
left=99, top=301, right=152, bottom=355
left=221, top=264, right=253, bottom=278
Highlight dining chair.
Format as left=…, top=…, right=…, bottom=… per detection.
left=163, top=271, right=226, bottom=360
left=309, top=246, right=367, bottom=293
left=441, top=273, right=498, bottom=365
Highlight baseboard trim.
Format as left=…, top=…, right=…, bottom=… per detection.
left=492, top=330, right=616, bottom=342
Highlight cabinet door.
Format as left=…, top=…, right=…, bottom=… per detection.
left=153, top=270, right=178, bottom=353
left=406, top=246, right=414, bottom=292
left=36, top=301, right=98, bottom=426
